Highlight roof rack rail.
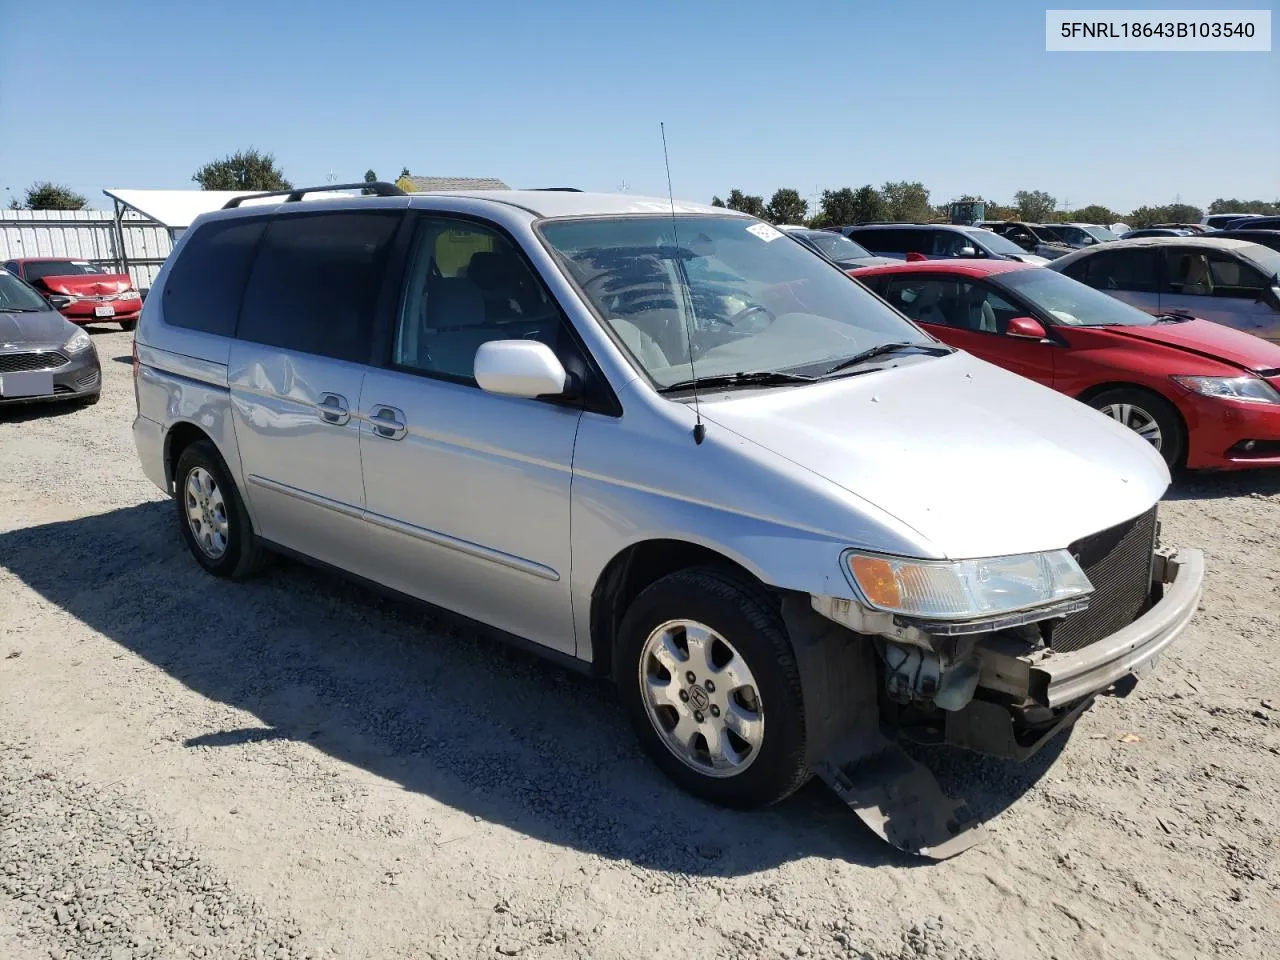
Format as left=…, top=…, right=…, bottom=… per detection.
left=221, top=181, right=407, bottom=209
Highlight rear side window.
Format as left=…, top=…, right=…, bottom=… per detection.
left=848, top=229, right=925, bottom=255
left=237, top=211, right=401, bottom=363
left=162, top=218, right=265, bottom=336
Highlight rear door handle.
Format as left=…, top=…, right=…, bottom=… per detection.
left=369, top=404, right=407, bottom=440
left=317, top=392, right=350, bottom=425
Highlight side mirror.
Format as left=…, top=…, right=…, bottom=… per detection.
left=474, top=340, right=568, bottom=399
left=958, top=246, right=978, bottom=258
left=46, top=295, right=73, bottom=310
left=1006, top=316, right=1048, bottom=340
left=905, top=251, right=928, bottom=262
left=1262, top=285, right=1280, bottom=310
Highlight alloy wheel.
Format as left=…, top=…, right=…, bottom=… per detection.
left=1099, top=401, right=1163, bottom=450
left=184, top=466, right=229, bottom=559
left=638, top=619, right=765, bottom=778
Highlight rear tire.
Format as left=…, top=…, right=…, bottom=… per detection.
left=119, top=319, right=137, bottom=332
left=616, top=566, right=808, bottom=809
left=1087, top=386, right=1185, bottom=469
left=173, top=439, right=264, bottom=579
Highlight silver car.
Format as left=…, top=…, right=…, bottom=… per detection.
left=1050, top=236, right=1280, bottom=343
left=132, top=186, right=1204, bottom=856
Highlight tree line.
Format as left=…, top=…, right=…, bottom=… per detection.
left=710, top=182, right=1280, bottom=229
left=9, top=148, right=1279, bottom=230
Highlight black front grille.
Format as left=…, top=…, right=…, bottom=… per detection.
left=1047, top=507, right=1158, bottom=653
left=0, top=351, right=69, bottom=373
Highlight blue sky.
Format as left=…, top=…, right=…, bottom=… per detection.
left=2, top=0, right=1276, bottom=213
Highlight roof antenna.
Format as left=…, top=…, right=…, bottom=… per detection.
left=661, top=121, right=705, bottom=445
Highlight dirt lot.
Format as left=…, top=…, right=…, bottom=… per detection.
left=1, top=328, right=1278, bottom=960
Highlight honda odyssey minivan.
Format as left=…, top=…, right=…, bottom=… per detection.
left=132, top=184, right=1204, bottom=856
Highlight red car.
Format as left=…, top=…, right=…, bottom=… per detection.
left=2, top=258, right=141, bottom=331
left=850, top=259, right=1280, bottom=471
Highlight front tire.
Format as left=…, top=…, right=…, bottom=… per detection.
left=173, top=439, right=264, bottom=578
left=1087, top=386, right=1186, bottom=468
left=119, top=318, right=137, bottom=332
left=616, top=567, right=808, bottom=809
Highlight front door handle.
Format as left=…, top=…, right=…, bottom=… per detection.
left=369, top=404, right=407, bottom=440
left=317, top=392, right=350, bottom=425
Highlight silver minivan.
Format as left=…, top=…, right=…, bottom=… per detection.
left=133, top=185, right=1204, bottom=855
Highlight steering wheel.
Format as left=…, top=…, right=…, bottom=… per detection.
left=722, top=302, right=776, bottom=330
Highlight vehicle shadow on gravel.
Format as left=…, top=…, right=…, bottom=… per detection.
left=1166, top=468, right=1280, bottom=501
left=1, top=502, right=1065, bottom=875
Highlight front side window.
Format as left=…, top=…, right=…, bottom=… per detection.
left=394, top=217, right=563, bottom=381
left=540, top=215, right=935, bottom=387
left=1163, top=249, right=1270, bottom=298
left=23, top=260, right=104, bottom=282
left=237, top=211, right=400, bottom=363
left=879, top=276, right=1016, bottom=333
left=0, top=271, right=51, bottom=312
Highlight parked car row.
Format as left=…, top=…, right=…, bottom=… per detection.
left=835, top=222, right=1053, bottom=265
left=850, top=258, right=1280, bottom=470
left=127, top=185, right=1206, bottom=856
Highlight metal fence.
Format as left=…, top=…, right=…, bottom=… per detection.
left=0, top=209, right=174, bottom=293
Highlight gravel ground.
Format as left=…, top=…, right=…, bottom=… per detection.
left=1, top=328, right=1278, bottom=960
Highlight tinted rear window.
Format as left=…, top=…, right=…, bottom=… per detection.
left=846, top=229, right=926, bottom=254
left=24, top=261, right=104, bottom=281
left=236, top=211, right=401, bottom=363
left=162, top=218, right=266, bottom=336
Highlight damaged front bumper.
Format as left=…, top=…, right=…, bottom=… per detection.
left=812, top=546, right=1206, bottom=755
left=1023, top=549, right=1204, bottom=707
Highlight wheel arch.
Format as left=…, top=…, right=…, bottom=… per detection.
left=588, top=538, right=771, bottom=680
left=163, top=421, right=217, bottom=492
left=1076, top=380, right=1190, bottom=465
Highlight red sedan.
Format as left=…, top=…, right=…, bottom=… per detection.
left=1, top=258, right=142, bottom=331
left=849, top=260, right=1280, bottom=470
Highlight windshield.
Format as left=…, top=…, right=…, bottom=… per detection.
left=803, top=231, right=874, bottom=261
left=1080, top=225, right=1118, bottom=242
left=23, top=260, right=104, bottom=282
left=967, top=229, right=1025, bottom=256
left=1243, top=244, right=1280, bottom=280
left=540, top=215, right=936, bottom=387
left=998, top=268, right=1155, bottom=327
left=0, top=271, right=53, bottom=312
left=1044, top=225, right=1089, bottom=245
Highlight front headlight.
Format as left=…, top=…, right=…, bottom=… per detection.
left=118, top=289, right=140, bottom=300
left=63, top=329, right=93, bottom=354
left=844, top=549, right=1093, bottom=620
left=1171, top=375, right=1280, bottom=404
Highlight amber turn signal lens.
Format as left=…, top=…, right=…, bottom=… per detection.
left=848, top=555, right=901, bottom=609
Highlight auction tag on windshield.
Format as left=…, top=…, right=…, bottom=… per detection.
left=746, top=223, right=783, bottom=242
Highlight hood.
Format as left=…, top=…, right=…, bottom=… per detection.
left=1105, top=317, right=1280, bottom=373
left=0, top=307, right=74, bottom=347
left=35, top=273, right=132, bottom=297
left=698, top=351, right=1169, bottom=559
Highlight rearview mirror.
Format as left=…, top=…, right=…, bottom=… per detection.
left=1006, top=316, right=1048, bottom=340
left=474, top=340, right=568, bottom=399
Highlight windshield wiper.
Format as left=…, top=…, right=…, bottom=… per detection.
left=0, top=307, right=45, bottom=313
left=822, top=341, right=952, bottom=377
left=1155, top=310, right=1194, bottom=323
left=659, top=370, right=816, bottom=393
